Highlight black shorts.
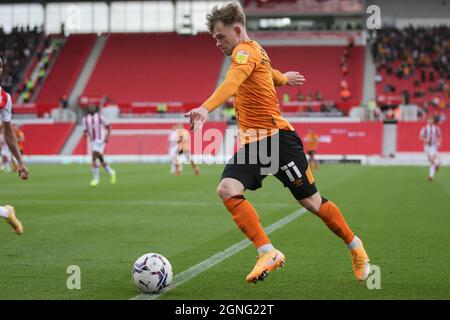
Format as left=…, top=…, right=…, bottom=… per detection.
left=221, top=130, right=317, bottom=200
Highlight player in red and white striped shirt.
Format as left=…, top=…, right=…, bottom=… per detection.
left=420, top=116, right=442, bottom=181
left=0, top=54, right=29, bottom=235
left=82, top=105, right=116, bottom=186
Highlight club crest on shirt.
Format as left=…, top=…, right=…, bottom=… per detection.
left=236, top=51, right=250, bottom=64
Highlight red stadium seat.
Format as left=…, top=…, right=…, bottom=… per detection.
left=82, top=33, right=223, bottom=113
left=35, top=34, right=97, bottom=116
left=19, top=123, right=75, bottom=155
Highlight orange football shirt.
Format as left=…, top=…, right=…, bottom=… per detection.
left=203, top=41, right=294, bottom=144
left=305, top=132, right=319, bottom=151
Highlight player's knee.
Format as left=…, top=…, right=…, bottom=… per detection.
left=304, top=202, right=320, bottom=214
left=216, top=183, right=231, bottom=200
left=299, top=192, right=322, bottom=214
left=216, top=179, right=243, bottom=200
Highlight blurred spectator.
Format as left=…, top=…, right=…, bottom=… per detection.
left=315, top=91, right=322, bottom=101
left=403, top=64, right=411, bottom=78
left=368, top=99, right=381, bottom=120
left=42, top=55, right=49, bottom=68
left=26, top=78, right=35, bottom=93
left=156, top=103, right=168, bottom=113
left=60, top=94, right=68, bottom=109
left=60, top=23, right=66, bottom=36
left=0, top=27, right=43, bottom=94
left=421, top=68, right=427, bottom=82
left=383, top=83, right=396, bottom=93
left=372, top=26, right=449, bottom=111
left=21, top=90, right=30, bottom=103
left=340, top=88, right=351, bottom=102
left=396, top=66, right=404, bottom=79
left=385, top=108, right=395, bottom=120
left=341, top=63, right=348, bottom=75
left=386, top=64, right=393, bottom=75
left=414, top=90, right=425, bottom=98
left=402, top=89, right=410, bottom=104
left=372, top=26, right=449, bottom=80
left=346, top=34, right=355, bottom=49
left=429, top=71, right=435, bottom=82
left=297, top=91, right=304, bottom=101
left=37, top=67, right=46, bottom=84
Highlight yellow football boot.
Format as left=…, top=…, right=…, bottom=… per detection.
left=350, top=242, right=370, bottom=281
left=4, top=205, right=23, bottom=235
left=110, top=171, right=117, bottom=184
left=246, top=249, right=285, bottom=283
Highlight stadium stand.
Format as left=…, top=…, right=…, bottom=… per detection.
left=18, top=123, right=74, bottom=155
left=265, top=44, right=364, bottom=114
left=35, top=34, right=97, bottom=116
left=0, top=27, right=43, bottom=95
left=372, top=26, right=450, bottom=114
left=81, top=33, right=223, bottom=114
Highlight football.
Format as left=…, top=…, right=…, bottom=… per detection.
left=132, top=253, right=173, bottom=293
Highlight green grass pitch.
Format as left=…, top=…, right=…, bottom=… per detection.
left=0, top=163, right=449, bottom=299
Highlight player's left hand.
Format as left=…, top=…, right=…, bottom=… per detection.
left=185, top=106, right=209, bottom=131
left=284, top=71, right=306, bottom=86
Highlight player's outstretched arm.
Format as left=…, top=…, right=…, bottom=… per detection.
left=272, top=69, right=306, bottom=86
left=185, top=68, right=248, bottom=131
left=3, top=121, right=29, bottom=179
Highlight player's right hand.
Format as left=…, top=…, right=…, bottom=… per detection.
left=284, top=71, right=306, bottom=86
left=18, top=163, right=29, bottom=180
left=185, top=106, right=209, bottom=131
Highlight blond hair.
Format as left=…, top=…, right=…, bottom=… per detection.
left=206, top=2, right=246, bottom=34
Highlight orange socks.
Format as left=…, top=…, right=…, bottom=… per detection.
left=223, top=195, right=353, bottom=247
left=317, top=199, right=354, bottom=244
left=224, top=195, right=270, bottom=248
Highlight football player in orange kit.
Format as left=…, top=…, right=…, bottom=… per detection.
left=305, top=129, right=319, bottom=170
left=168, top=124, right=200, bottom=176
left=186, top=3, right=370, bottom=284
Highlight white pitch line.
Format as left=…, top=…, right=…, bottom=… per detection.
left=8, top=199, right=292, bottom=208
left=130, top=207, right=308, bottom=300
